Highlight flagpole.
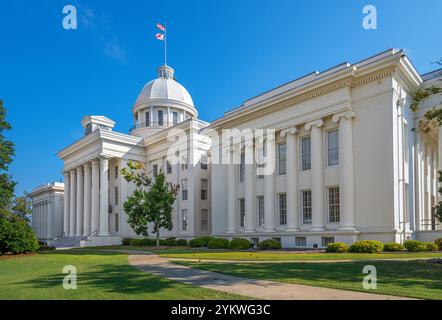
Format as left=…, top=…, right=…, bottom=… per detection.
left=164, top=23, right=167, bottom=66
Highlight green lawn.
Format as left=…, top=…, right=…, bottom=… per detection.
left=0, top=250, right=245, bottom=300
left=157, top=249, right=442, bottom=261
left=176, top=260, right=442, bottom=300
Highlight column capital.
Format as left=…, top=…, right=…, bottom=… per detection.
left=332, top=111, right=355, bottom=123
left=76, top=166, right=83, bottom=173
left=304, top=119, right=324, bottom=131
left=280, top=127, right=298, bottom=138
left=91, top=158, right=100, bottom=167
left=83, top=162, right=91, bottom=169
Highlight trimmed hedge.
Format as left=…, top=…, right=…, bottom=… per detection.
left=434, top=238, right=442, bottom=250
left=383, top=242, right=405, bottom=252
left=176, top=239, right=188, bottom=246
left=189, top=236, right=215, bottom=248
left=326, top=242, right=348, bottom=253
left=0, top=216, right=39, bottom=254
left=403, top=240, right=428, bottom=252
left=257, top=239, right=282, bottom=250
left=228, top=238, right=252, bottom=250
left=426, top=242, right=438, bottom=251
left=349, top=240, right=383, bottom=253
left=208, top=238, right=230, bottom=249
left=122, top=237, right=188, bottom=247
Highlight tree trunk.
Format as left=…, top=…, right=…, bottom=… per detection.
left=156, top=227, right=160, bottom=247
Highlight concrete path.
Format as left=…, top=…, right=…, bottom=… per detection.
left=124, top=251, right=413, bottom=300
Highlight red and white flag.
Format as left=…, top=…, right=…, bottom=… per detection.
left=155, top=33, right=165, bottom=40
left=156, top=23, right=166, bottom=32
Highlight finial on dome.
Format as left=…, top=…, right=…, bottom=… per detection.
left=158, top=65, right=175, bottom=79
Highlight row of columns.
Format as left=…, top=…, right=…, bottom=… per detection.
left=226, top=111, right=356, bottom=233
left=33, top=200, right=51, bottom=239
left=63, top=157, right=110, bottom=237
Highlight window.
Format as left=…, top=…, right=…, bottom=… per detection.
left=114, top=165, right=119, bottom=178
left=200, top=209, right=208, bottom=231
left=135, top=112, right=139, bottom=124
left=181, top=179, right=188, bottom=200
left=239, top=149, right=245, bottom=182
left=145, top=111, right=150, bottom=127
left=107, top=169, right=110, bottom=181
left=201, top=155, right=208, bottom=170
left=238, top=198, right=245, bottom=227
left=257, top=145, right=265, bottom=180
left=321, top=236, right=334, bottom=247
left=328, top=186, right=340, bottom=223
left=182, top=209, right=188, bottom=231
left=257, top=195, right=264, bottom=227
left=158, top=110, right=163, bottom=126
left=251, top=238, right=259, bottom=247
left=181, top=156, right=188, bottom=170
left=295, top=237, right=307, bottom=247
left=114, top=187, right=119, bottom=206
left=278, top=143, right=286, bottom=175
left=201, top=179, right=208, bottom=200
left=166, top=161, right=172, bottom=174
left=115, top=214, right=119, bottom=232
left=173, top=112, right=178, bottom=125
left=301, top=136, right=311, bottom=170
left=278, top=193, right=287, bottom=225
left=302, top=190, right=312, bottom=224
left=327, top=129, right=339, bottom=166
left=153, top=164, right=158, bottom=177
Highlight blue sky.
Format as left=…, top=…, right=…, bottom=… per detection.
left=1, top=0, right=441, bottom=195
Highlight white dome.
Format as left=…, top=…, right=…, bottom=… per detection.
left=135, top=66, right=194, bottom=108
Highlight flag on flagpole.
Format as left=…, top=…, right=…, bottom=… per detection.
left=156, top=23, right=166, bottom=32
left=155, top=33, right=165, bottom=40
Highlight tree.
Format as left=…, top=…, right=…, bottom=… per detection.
left=0, top=100, right=16, bottom=214
left=12, top=192, right=32, bottom=222
left=121, top=161, right=179, bottom=247
left=410, top=60, right=442, bottom=222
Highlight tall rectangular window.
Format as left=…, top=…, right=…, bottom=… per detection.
left=181, top=209, right=188, bottom=231
left=239, top=198, right=245, bottom=227
left=257, top=195, right=264, bottom=226
left=115, top=214, right=119, bottom=232
left=278, top=193, right=287, bottom=225
left=321, top=236, right=334, bottom=247
left=295, top=237, right=307, bottom=247
left=181, top=156, right=188, bottom=170
left=302, top=190, right=312, bottom=224
left=301, top=136, right=311, bottom=171
left=239, top=149, right=245, bottom=182
left=114, top=165, right=119, bottom=178
left=166, top=161, right=172, bottom=174
left=201, top=155, right=208, bottom=170
left=145, top=111, right=150, bottom=127
left=328, top=186, right=340, bottom=223
left=201, top=179, right=208, bottom=200
left=181, top=179, right=188, bottom=200
left=278, top=143, right=286, bottom=175
left=158, top=110, right=163, bottom=126
left=153, top=164, right=158, bottom=177
left=327, top=129, right=339, bottom=166
left=173, top=112, right=178, bottom=125
left=114, top=187, right=119, bottom=206
left=200, top=209, right=208, bottom=231
left=257, top=145, right=265, bottom=180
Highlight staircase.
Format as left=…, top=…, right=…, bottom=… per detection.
left=51, top=236, right=83, bottom=249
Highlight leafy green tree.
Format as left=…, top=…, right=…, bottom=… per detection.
left=121, top=161, right=179, bottom=247
left=12, top=192, right=32, bottom=222
left=0, top=100, right=16, bottom=214
left=0, top=213, right=39, bottom=254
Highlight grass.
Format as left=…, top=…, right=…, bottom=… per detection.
left=176, top=259, right=442, bottom=300
left=0, top=250, right=245, bottom=300
left=156, top=249, right=442, bottom=261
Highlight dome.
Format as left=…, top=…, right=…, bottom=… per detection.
left=134, top=65, right=194, bottom=109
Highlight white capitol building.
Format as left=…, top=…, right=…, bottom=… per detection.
left=30, top=49, right=442, bottom=248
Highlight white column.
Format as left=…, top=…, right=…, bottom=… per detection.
left=167, top=106, right=171, bottom=126
left=305, top=119, right=325, bottom=231
left=150, top=106, right=154, bottom=125
left=36, top=204, right=40, bottom=238
left=244, top=140, right=255, bottom=232
left=76, top=166, right=84, bottom=236
left=69, top=170, right=76, bottom=236
left=264, top=135, right=275, bottom=232
left=47, top=201, right=52, bottom=239
left=227, top=146, right=237, bottom=233
left=91, top=159, right=100, bottom=234
left=63, top=171, right=70, bottom=236
left=333, top=112, right=356, bottom=230
left=281, top=127, right=299, bottom=231
left=83, top=162, right=92, bottom=236
left=99, top=157, right=110, bottom=236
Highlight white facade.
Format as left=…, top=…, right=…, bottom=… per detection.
left=30, top=49, right=442, bottom=247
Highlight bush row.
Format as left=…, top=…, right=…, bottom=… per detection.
left=122, top=237, right=188, bottom=247
left=189, top=237, right=280, bottom=250
left=326, top=238, right=442, bottom=253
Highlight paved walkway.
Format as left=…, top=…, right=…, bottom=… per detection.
left=120, top=250, right=413, bottom=300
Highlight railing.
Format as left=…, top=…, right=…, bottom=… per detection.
left=81, top=230, right=97, bottom=241
left=421, top=219, right=441, bottom=231
left=47, top=232, right=64, bottom=246
left=129, top=120, right=181, bottom=132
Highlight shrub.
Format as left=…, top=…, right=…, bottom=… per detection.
left=165, top=237, right=177, bottom=246
left=0, top=216, right=39, bottom=254
left=383, top=242, right=405, bottom=252
left=228, top=238, right=252, bottom=250
left=207, top=238, right=230, bottom=249
left=426, top=242, right=438, bottom=251
left=176, top=239, right=188, bottom=246
left=403, top=240, right=428, bottom=252
left=128, top=238, right=165, bottom=246
left=349, top=240, right=383, bottom=253
left=326, top=242, right=348, bottom=253
left=38, top=242, right=56, bottom=252
left=257, top=239, right=282, bottom=250
left=122, top=238, right=131, bottom=246
left=189, top=236, right=214, bottom=248
left=434, top=238, right=442, bottom=250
